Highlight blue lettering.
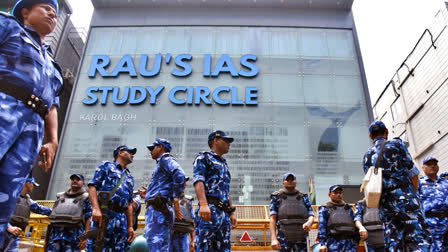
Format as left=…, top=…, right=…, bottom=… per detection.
left=187, top=86, right=194, bottom=104
left=195, top=86, right=211, bottom=105
left=172, top=54, right=193, bottom=77
left=82, top=86, right=99, bottom=104
left=110, top=55, right=137, bottom=77
left=212, top=86, right=230, bottom=105
left=245, top=87, right=258, bottom=105
left=88, top=55, right=110, bottom=77
left=239, top=54, right=258, bottom=77
left=129, top=86, right=147, bottom=104
left=212, top=54, right=238, bottom=77
left=231, top=86, right=244, bottom=105
left=139, top=54, right=162, bottom=77
left=111, top=86, right=130, bottom=105
left=146, top=86, right=165, bottom=104
left=169, top=86, right=187, bottom=105
left=203, top=54, right=211, bottom=77
left=98, top=86, right=114, bottom=104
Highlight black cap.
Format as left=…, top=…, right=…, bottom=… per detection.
left=329, top=185, right=343, bottom=192
left=70, top=174, right=84, bottom=181
left=113, top=145, right=137, bottom=157
left=208, top=130, right=234, bottom=143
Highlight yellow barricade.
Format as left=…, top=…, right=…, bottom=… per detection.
left=20, top=202, right=364, bottom=251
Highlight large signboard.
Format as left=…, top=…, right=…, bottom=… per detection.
left=49, top=26, right=370, bottom=204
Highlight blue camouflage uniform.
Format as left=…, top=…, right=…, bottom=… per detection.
left=2, top=197, right=52, bottom=251
left=86, top=161, right=134, bottom=252
left=0, top=7, right=63, bottom=246
left=144, top=152, right=185, bottom=251
left=46, top=198, right=92, bottom=252
left=170, top=194, right=194, bottom=252
left=418, top=174, right=448, bottom=252
left=363, top=134, right=431, bottom=251
left=354, top=202, right=385, bottom=252
left=318, top=204, right=357, bottom=252
left=269, top=192, right=314, bottom=252
left=193, top=151, right=232, bottom=252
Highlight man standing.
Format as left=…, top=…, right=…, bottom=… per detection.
left=1, top=177, right=52, bottom=251
left=363, top=121, right=431, bottom=251
left=318, top=185, right=357, bottom=252
left=0, top=0, right=63, bottom=246
left=86, top=145, right=136, bottom=251
left=171, top=176, right=195, bottom=252
left=140, top=138, right=185, bottom=251
left=193, top=130, right=237, bottom=251
left=269, top=172, right=314, bottom=252
left=46, top=174, right=92, bottom=252
left=418, top=156, right=448, bottom=252
left=354, top=198, right=385, bottom=251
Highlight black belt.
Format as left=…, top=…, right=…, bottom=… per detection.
left=0, top=81, right=48, bottom=119
left=206, top=196, right=236, bottom=214
left=425, top=212, right=448, bottom=218
left=145, top=198, right=173, bottom=207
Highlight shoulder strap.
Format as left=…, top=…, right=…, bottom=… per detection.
left=108, top=170, right=128, bottom=201
left=374, top=141, right=387, bottom=174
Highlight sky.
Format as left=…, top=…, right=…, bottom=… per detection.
left=67, top=0, right=446, bottom=104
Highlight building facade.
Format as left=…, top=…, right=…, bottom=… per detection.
left=48, top=0, right=372, bottom=204
left=372, top=2, right=448, bottom=172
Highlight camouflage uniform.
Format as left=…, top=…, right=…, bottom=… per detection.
left=269, top=192, right=314, bottom=251
left=86, top=161, right=134, bottom=252
left=0, top=8, right=63, bottom=246
left=363, top=136, right=431, bottom=251
left=171, top=194, right=194, bottom=252
left=1, top=197, right=52, bottom=251
left=318, top=204, right=357, bottom=252
left=354, top=202, right=385, bottom=252
left=144, top=152, right=185, bottom=252
left=46, top=199, right=92, bottom=252
left=193, top=151, right=232, bottom=252
left=170, top=233, right=189, bottom=252
left=418, top=175, right=448, bottom=252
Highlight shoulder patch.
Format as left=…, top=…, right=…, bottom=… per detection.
left=271, top=191, right=280, bottom=197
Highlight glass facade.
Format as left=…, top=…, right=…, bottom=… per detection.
left=49, top=26, right=371, bottom=205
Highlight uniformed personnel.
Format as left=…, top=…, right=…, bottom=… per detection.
left=86, top=145, right=137, bottom=251
left=1, top=177, right=52, bottom=251
left=363, top=121, right=431, bottom=251
left=269, top=172, right=314, bottom=252
left=418, top=156, right=448, bottom=252
left=171, top=176, right=195, bottom=252
left=46, top=174, right=92, bottom=252
left=193, top=130, right=237, bottom=251
left=354, top=198, right=385, bottom=251
left=140, top=138, right=185, bottom=251
left=318, top=185, right=357, bottom=252
left=0, top=0, right=63, bottom=246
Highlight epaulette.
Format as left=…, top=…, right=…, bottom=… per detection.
left=0, top=11, right=17, bottom=20
left=440, top=172, right=448, bottom=178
